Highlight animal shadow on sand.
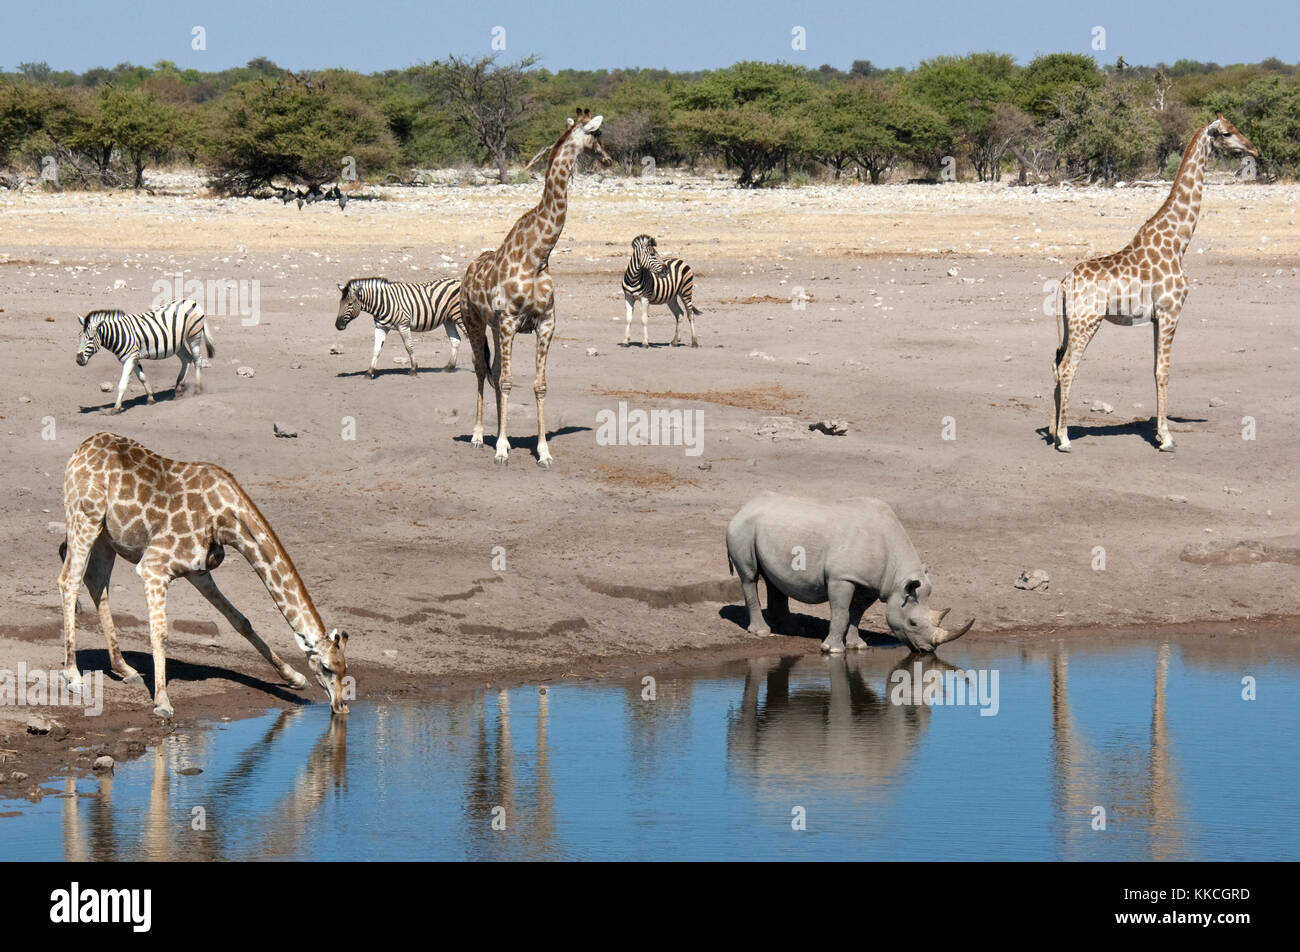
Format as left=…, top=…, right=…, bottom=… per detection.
left=335, top=366, right=458, bottom=379
left=717, top=604, right=905, bottom=649
left=1035, top=415, right=1206, bottom=451
left=452, top=425, right=592, bottom=459
left=75, top=649, right=311, bottom=708
left=78, top=389, right=185, bottom=414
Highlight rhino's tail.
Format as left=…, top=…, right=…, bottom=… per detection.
left=727, top=550, right=734, bottom=576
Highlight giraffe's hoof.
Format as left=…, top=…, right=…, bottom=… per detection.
left=121, top=673, right=143, bottom=686
left=493, top=455, right=508, bottom=466
left=1159, top=441, right=1177, bottom=453
left=1055, top=442, right=1072, bottom=453
left=537, top=457, right=553, bottom=470
left=820, top=642, right=846, bottom=655
left=153, top=703, right=174, bottom=720
left=747, top=625, right=772, bottom=637
left=110, top=407, right=124, bottom=415
left=287, top=671, right=310, bottom=690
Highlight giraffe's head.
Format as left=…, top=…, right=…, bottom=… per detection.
left=74, top=310, right=115, bottom=365
left=562, top=109, right=613, bottom=168
left=304, top=628, right=350, bottom=715
left=1207, top=115, right=1259, bottom=158
left=335, top=280, right=368, bottom=330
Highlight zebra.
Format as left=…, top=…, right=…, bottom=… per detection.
left=75, top=299, right=214, bottom=413
left=334, top=277, right=464, bottom=377
left=621, top=234, right=703, bottom=348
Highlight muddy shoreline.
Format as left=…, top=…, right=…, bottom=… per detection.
left=4, top=611, right=1297, bottom=809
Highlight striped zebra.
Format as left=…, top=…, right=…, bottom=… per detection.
left=75, top=299, right=214, bottom=413
left=621, top=234, right=703, bottom=348
left=335, top=277, right=465, bottom=377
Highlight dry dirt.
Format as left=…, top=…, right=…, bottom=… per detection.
left=2, top=171, right=1299, bottom=795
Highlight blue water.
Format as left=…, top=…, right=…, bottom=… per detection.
left=2, top=640, right=1295, bottom=860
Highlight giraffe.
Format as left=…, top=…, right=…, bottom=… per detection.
left=58, top=432, right=350, bottom=719
left=460, top=109, right=612, bottom=467
left=1051, top=115, right=1258, bottom=453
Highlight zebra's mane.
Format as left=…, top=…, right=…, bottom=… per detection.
left=342, top=277, right=391, bottom=295
left=83, top=308, right=127, bottom=323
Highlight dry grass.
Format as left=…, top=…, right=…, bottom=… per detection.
left=593, top=462, right=697, bottom=490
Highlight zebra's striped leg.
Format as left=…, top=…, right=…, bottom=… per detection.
left=174, top=352, right=192, bottom=396
left=190, top=340, right=203, bottom=394
left=112, top=358, right=135, bottom=413
left=668, top=298, right=684, bottom=346
left=641, top=298, right=651, bottom=348
left=133, top=359, right=156, bottom=404
left=367, top=325, right=387, bottom=379
left=685, top=302, right=700, bottom=348
left=397, top=324, right=418, bottom=375
left=444, top=322, right=461, bottom=371
left=623, top=294, right=635, bottom=346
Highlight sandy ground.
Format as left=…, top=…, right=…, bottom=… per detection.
left=2, top=171, right=1299, bottom=796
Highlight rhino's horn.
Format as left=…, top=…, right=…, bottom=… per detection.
left=932, top=616, right=975, bottom=646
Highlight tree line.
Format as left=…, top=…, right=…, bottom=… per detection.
left=2, top=53, right=1297, bottom=192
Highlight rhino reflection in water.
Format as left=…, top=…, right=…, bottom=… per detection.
left=727, top=653, right=959, bottom=788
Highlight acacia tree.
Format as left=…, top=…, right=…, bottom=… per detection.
left=441, top=54, right=539, bottom=183
left=207, top=74, right=396, bottom=194
left=673, top=62, right=816, bottom=186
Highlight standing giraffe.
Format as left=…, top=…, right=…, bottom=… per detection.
left=58, top=432, right=350, bottom=719
left=1051, top=115, right=1258, bottom=452
left=460, top=109, right=612, bottom=467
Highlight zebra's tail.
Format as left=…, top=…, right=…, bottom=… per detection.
left=202, top=321, right=216, bottom=358
left=689, top=303, right=703, bottom=315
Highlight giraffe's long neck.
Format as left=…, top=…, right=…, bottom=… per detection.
left=1136, top=125, right=1212, bottom=260
left=222, top=486, right=326, bottom=651
left=521, top=136, right=581, bottom=271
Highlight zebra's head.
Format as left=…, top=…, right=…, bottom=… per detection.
left=630, top=234, right=666, bottom=274
left=335, top=281, right=365, bottom=330
left=75, top=310, right=111, bottom=365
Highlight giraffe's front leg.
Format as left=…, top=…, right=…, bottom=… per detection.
left=1154, top=314, right=1180, bottom=452
left=494, top=319, right=514, bottom=465
left=140, top=564, right=175, bottom=719
left=367, top=325, right=387, bottom=379
left=186, top=572, right=308, bottom=688
left=535, top=311, right=556, bottom=468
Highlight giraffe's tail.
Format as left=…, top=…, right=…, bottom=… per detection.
left=1055, top=280, right=1068, bottom=374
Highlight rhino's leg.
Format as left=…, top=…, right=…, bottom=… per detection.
left=821, top=579, right=854, bottom=654
left=845, top=589, right=875, bottom=650
left=766, top=586, right=800, bottom=635
left=738, top=570, right=770, bottom=636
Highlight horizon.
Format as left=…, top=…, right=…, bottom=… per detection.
left=5, top=0, right=1298, bottom=76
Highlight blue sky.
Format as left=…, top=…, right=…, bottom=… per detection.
left=5, top=0, right=1297, bottom=74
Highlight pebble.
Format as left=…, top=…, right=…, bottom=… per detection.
left=273, top=423, right=298, bottom=438
left=236, top=366, right=255, bottom=377
left=1014, top=569, right=1050, bottom=592
left=92, top=755, right=114, bottom=772
left=809, top=419, right=849, bottom=436
left=178, top=767, right=203, bottom=776
left=329, top=343, right=345, bottom=355
left=99, top=381, right=113, bottom=392
left=1166, top=494, right=1189, bottom=503
left=586, top=347, right=599, bottom=357
left=1209, top=396, right=1226, bottom=407
left=9, top=771, right=28, bottom=783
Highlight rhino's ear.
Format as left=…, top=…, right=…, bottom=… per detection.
left=904, top=576, right=923, bottom=602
